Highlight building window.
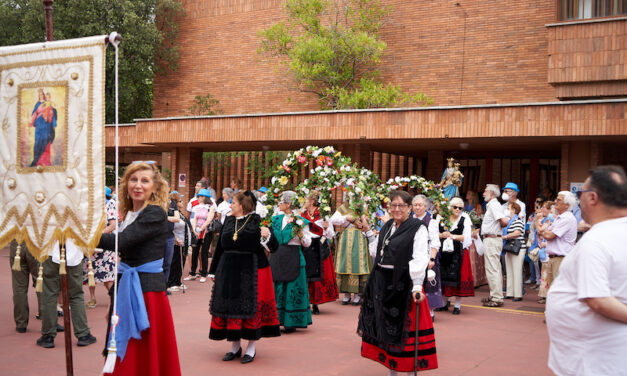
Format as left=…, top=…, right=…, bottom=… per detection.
left=558, top=0, right=627, bottom=20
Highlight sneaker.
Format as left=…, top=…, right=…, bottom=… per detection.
left=36, top=335, right=55, bottom=348
left=179, top=284, right=187, bottom=290
left=167, top=286, right=180, bottom=292
left=16, top=327, right=27, bottom=333
left=77, top=333, right=97, bottom=347
left=183, top=275, right=197, bottom=281
left=199, top=277, right=207, bottom=283
left=87, top=299, right=97, bottom=309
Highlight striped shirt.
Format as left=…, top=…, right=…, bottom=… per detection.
left=507, top=218, right=526, bottom=246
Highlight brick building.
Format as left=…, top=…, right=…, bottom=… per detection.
left=106, top=0, right=627, bottom=207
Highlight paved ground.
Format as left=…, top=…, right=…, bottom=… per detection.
left=0, top=249, right=552, bottom=375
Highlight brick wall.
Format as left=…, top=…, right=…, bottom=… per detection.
left=152, top=0, right=558, bottom=118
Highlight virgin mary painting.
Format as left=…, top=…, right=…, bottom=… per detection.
left=29, top=89, right=57, bottom=167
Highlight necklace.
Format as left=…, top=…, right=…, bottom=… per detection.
left=379, top=224, right=395, bottom=257
left=233, top=214, right=252, bottom=241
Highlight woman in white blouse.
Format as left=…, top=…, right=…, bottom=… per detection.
left=435, top=197, right=475, bottom=315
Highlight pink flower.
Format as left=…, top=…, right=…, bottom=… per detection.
left=297, top=155, right=307, bottom=164
left=326, top=157, right=333, bottom=166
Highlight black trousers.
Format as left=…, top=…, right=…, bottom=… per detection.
left=190, top=233, right=213, bottom=277
left=168, top=245, right=188, bottom=287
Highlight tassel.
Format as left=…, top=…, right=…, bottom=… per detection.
left=35, top=265, right=44, bottom=293
left=12, top=244, right=21, bottom=271
left=102, top=339, right=117, bottom=374
left=59, top=244, right=66, bottom=275
left=102, top=314, right=119, bottom=374
left=87, top=260, right=96, bottom=287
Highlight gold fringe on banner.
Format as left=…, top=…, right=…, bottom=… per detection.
left=12, top=243, right=21, bottom=271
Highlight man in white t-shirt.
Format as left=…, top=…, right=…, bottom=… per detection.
left=480, top=184, right=509, bottom=307
left=546, top=165, right=627, bottom=376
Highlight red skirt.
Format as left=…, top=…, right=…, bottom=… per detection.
left=210, top=266, right=281, bottom=341
left=361, top=298, right=438, bottom=372
left=443, top=248, right=475, bottom=297
left=104, top=292, right=181, bottom=376
left=308, top=255, right=339, bottom=305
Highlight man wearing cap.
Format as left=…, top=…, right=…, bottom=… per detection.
left=501, top=182, right=526, bottom=223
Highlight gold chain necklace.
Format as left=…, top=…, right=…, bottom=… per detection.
left=233, top=214, right=252, bottom=241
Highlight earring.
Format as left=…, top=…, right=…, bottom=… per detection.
left=151, top=192, right=156, bottom=200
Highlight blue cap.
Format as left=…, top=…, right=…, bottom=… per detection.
left=197, top=188, right=212, bottom=198
left=105, top=186, right=112, bottom=199
left=171, top=190, right=179, bottom=195
left=503, top=182, right=519, bottom=193
left=258, top=186, right=268, bottom=193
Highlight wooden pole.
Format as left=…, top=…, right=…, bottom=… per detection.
left=42, top=2, right=74, bottom=375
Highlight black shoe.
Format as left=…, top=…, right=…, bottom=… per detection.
left=16, top=327, right=27, bottom=333
left=282, top=327, right=296, bottom=334
left=452, top=307, right=461, bottom=315
left=434, top=302, right=449, bottom=312
left=166, top=290, right=172, bottom=296
left=36, top=335, right=55, bottom=348
left=312, top=304, right=320, bottom=315
left=77, top=333, right=97, bottom=346
left=35, top=313, right=41, bottom=320
left=222, top=348, right=242, bottom=361
left=512, top=298, right=523, bottom=302
left=241, top=353, right=255, bottom=364
left=56, top=323, right=64, bottom=332
left=341, top=299, right=350, bottom=305
left=504, top=296, right=514, bottom=299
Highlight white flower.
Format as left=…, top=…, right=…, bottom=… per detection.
left=355, top=187, right=362, bottom=193
left=271, top=177, right=277, bottom=184
left=395, top=176, right=401, bottom=183
left=310, top=169, right=315, bottom=174
left=312, top=149, right=322, bottom=157
left=324, top=146, right=333, bottom=153
left=274, top=188, right=280, bottom=193
left=296, top=219, right=304, bottom=226
left=346, top=178, right=355, bottom=186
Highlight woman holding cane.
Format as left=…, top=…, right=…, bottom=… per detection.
left=358, top=190, right=438, bottom=375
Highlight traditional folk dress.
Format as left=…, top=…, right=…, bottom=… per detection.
left=270, top=214, right=313, bottom=328
left=98, top=205, right=181, bottom=376
left=415, top=212, right=444, bottom=309
left=208, top=213, right=281, bottom=341
left=440, top=213, right=475, bottom=298
left=331, top=204, right=372, bottom=294
left=358, top=218, right=438, bottom=372
left=301, top=208, right=339, bottom=305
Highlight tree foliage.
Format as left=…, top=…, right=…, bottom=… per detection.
left=258, top=0, right=431, bottom=110
left=0, top=0, right=184, bottom=123
left=189, top=93, right=221, bottom=116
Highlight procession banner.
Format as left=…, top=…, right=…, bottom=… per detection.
left=0, top=36, right=107, bottom=259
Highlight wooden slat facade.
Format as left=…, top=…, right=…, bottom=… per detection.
left=105, top=100, right=627, bottom=148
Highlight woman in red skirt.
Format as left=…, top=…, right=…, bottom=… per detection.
left=435, top=197, right=475, bottom=316
left=301, top=191, right=339, bottom=314
left=358, top=191, right=438, bottom=375
left=208, top=191, right=281, bottom=364
left=98, top=161, right=181, bottom=376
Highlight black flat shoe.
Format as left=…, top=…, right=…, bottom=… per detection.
left=16, top=327, right=26, bottom=333
left=312, top=305, right=320, bottom=315
left=282, top=327, right=296, bottom=334
left=452, top=307, right=461, bottom=315
left=341, top=299, right=350, bottom=305
left=222, top=348, right=242, bottom=361
left=512, top=298, right=523, bottom=302
left=241, top=353, right=255, bottom=364
left=504, top=296, right=514, bottom=299
left=434, top=302, right=449, bottom=312
left=56, top=323, right=64, bottom=332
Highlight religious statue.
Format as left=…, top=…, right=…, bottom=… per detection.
left=440, top=158, right=463, bottom=200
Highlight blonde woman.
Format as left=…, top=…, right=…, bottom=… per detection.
left=98, top=161, right=180, bottom=375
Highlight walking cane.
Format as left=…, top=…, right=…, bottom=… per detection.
left=413, top=292, right=420, bottom=376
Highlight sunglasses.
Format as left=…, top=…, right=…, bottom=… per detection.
left=390, top=204, right=408, bottom=209
left=576, top=190, right=594, bottom=200
left=451, top=206, right=463, bottom=210
left=131, top=160, right=157, bottom=165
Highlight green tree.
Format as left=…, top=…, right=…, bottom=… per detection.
left=0, top=0, right=184, bottom=123
left=258, top=0, right=431, bottom=110
left=189, top=93, right=221, bottom=116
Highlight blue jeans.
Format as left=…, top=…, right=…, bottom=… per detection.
left=524, top=252, right=536, bottom=282
left=163, top=236, right=175, bottom=282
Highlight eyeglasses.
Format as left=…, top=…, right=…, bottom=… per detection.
left=451, top=206, right=463, bottom=210
left=389, top=204, right=408, bottom=209
left=576, top=189, right=594, bottom=200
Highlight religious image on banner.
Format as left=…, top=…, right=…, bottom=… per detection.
left=0, top=36, right=107, bottom=259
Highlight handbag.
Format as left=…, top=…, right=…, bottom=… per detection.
left=207, top=217, right=222, bottom=233
left=442, top=238, right=455, bottom=253
left=503, top=238, right=522, bottom=255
